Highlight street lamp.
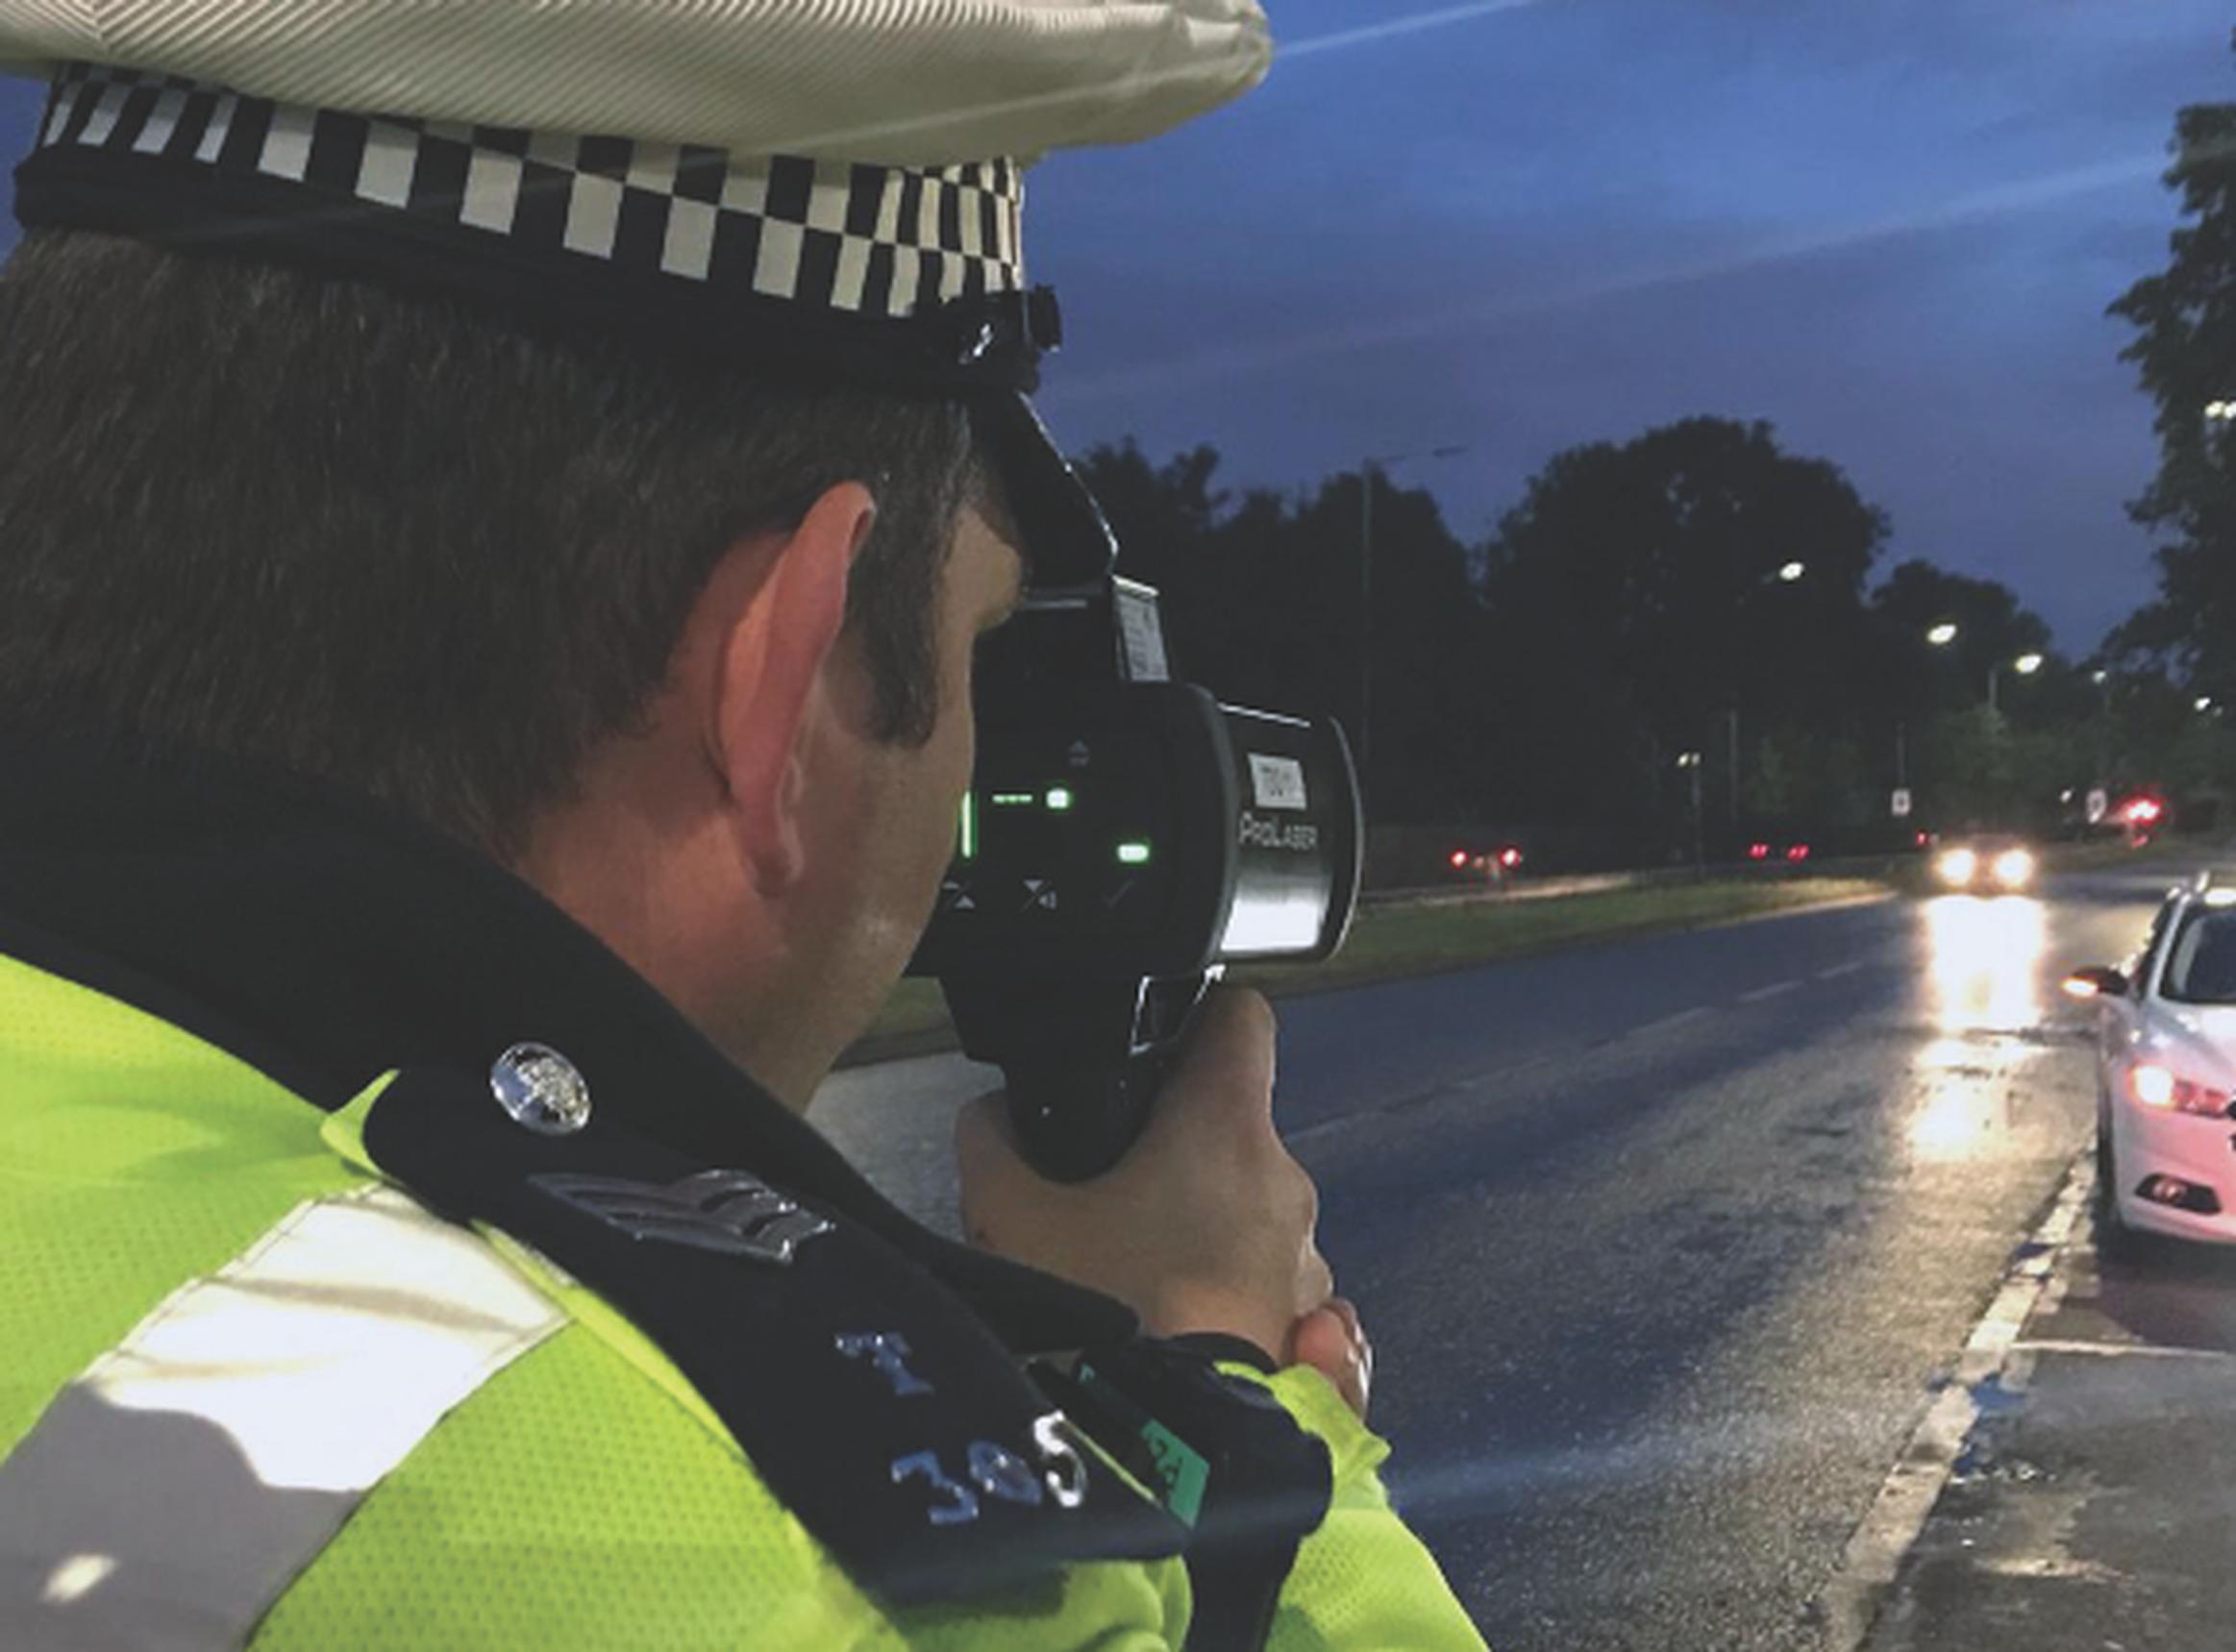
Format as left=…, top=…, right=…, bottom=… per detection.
left=1357, top=444, right=1467, bottom=800
left=1726, top=562, right=1812, bottom=822
left=1676, top=752, right=1704, bottom=869
left=2198, top=696, right=2217, bottom=714
left=1988, top=652, right=2044, bottom=715
left=1896, top=622, right=1963, bottom=800
left=2087, top=668, right=2114, bottom=795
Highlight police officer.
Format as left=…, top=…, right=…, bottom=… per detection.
left=0, top=3, right=1484, bottom=1646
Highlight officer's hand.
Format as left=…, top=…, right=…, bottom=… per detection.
left=957, top=987, right=1332, bottom=1366
left=1288, top=1295, right=1373, bottom=1421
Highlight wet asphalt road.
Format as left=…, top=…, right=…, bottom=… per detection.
left=813, top=861, right=2191, bottom=1650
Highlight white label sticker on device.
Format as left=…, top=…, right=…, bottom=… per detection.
left=1113, top=588, right=1170, bottom=683
left=1248, top=753, right=1309, bottom=812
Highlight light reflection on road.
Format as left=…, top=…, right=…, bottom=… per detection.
left=1923, top=894, right=2049, bottom=1034
left=1906, top=895, right=2050, bottom=1161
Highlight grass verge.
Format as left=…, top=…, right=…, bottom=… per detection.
left=844, top=875, right=1888, bottom=1066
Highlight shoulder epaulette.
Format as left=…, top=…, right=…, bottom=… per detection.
left=358, top=1068, right=1187, bottom=1606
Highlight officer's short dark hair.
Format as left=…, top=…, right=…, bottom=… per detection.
left=0, top=228, right=979, bottom=855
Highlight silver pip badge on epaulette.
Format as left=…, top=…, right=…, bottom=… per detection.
left=533, top=1168, right=832, bottom=1265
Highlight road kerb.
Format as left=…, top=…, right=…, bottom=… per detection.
left=1812, top=1149, right=2092, bottom=1651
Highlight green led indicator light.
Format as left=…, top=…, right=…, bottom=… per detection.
left=1116, top=842, right=1153, bottom=865
left=990, top=792, right=1036, bottom=807
left=1045, top=787, right=1074, bottom=812
left=958, top=793, right=978, bottom=861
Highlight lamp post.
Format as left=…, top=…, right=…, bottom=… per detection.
left=1726, top=560, right=1809, bottom=824
left=2206, top=400, right=2236, bottom=471
left=2091, top=668, right=2112, bottom=794
left=1677, top=750, right=1705, bottom=868
left=1919, top=625, right=1957, bottom=787
left=1905, top=623, right=1961, bottom=804
left=1356, top=444, right=1467, bottom=801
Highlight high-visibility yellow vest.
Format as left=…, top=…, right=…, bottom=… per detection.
left=0, top=947, right=1485, bottom=1649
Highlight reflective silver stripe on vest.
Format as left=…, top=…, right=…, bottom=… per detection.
left=0, top=1185, right=566, bottom=1649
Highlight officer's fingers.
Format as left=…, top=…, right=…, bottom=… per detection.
left=1316, top=1294, right=1364, bottom=1349
left=1138, top=988, right=1278, bottom=1152
left=1287, top=1303, right=1372, bottom=1421
left=1297, top=1245, right=1335, bottom=1317
left=1317, top=1294, right=1374, bottom=1409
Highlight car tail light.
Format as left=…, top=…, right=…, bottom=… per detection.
left=2128, top=1062, right=2232, bottom=1117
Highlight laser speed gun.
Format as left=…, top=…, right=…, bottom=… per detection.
left=910, top=578, right=1361, bottom=1182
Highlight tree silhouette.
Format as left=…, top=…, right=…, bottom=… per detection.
left=1481, top=417, right=1888, bottom=844
left=1070, top=417, right=2187, bottom=863
left=1077, top=441, right=1493, bottom=824
left=2109, top=36, right=2236, bottom=704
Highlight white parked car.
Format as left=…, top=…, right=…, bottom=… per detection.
left=2069, top=875, right=2236, bottom=1245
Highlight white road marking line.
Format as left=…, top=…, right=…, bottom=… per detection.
left=1287, top=1050, right=1562, bottom=1144
left=2011, top=1337, right=2236, bottom=1362
left=1817, top=961, right=1867, bottom=980
left=1627, top=1006, right=1709, bottom=1038
left=1814, top=1150, right=2091, bottom=1652
left=1738, top=979, right=1801, bottom=1003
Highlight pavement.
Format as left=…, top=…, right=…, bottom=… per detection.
left=811, top=854, right=2222, bottom=1650
left=1862, top=1174, right=2236, bottom=1652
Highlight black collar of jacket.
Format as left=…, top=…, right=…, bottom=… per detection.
left=0, top=730, right=1136, bottom=1355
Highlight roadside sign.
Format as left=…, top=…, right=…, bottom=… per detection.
left=2086, top=788, right=2108, bottom=825
left=1890, top=788, right=1913, bottom=819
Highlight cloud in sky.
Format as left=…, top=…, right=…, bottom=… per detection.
left=0, top=1, right=2229, bottom=646
left=1027, top=0, right=2235, bottom=647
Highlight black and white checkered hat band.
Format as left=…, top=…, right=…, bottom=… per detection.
left=32, top=61, right=1027, bottom=323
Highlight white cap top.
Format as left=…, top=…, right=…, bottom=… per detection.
left=0, top=0, right=1273, bottom=165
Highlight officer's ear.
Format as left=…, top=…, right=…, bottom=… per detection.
left=710, top=481, right=879, bottom=895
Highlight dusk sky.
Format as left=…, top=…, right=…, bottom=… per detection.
left=3, top=2, right=2229, bottom=651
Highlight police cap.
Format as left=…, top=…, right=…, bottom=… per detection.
left=0, top=0, right=1273, bottom=587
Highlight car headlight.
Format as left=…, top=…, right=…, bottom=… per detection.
left=2128, top=1061, right=2232, bottom=1117
left=1992, top=849, right=2034, bottom=888
left=1936, top=848, right=1977, bottom=886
